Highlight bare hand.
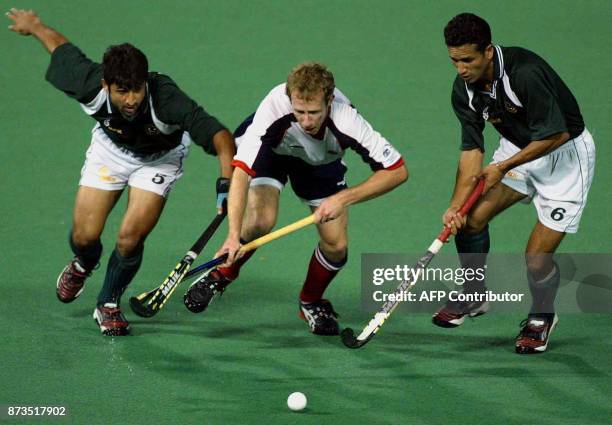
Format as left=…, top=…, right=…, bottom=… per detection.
left=478, top=163, right=504, bottom=195
left=442, top=206, right=467, bottom=236
left=215, top=236, right=242, bottom=267
left=6, top=8, right=41, bottom=35
left=314, top=194, right=346, bottom=224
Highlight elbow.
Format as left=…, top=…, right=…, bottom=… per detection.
left=395, top=164, right=409, bottom=186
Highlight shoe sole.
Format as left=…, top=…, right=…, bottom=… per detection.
left=432, top=302, right=490, bottom=328
left=92, top=310, right=131, bottom=336
left=56, top=265, right=84, bottom=303
left=515, top=314, right=558, bottom=354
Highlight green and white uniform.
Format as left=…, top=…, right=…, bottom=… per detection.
left=452, top=45, right=595, bottom=233
left=46, top=43, right=227, bottom=196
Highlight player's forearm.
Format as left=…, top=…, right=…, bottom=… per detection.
left=227, top=167, right=250, bottom=239
left=336, top=164, right=408, bottom=206
left=450, top=148, right=483, bottom=208
left=496, top=132, right=570, bottom=173
left=29, top=22, right=68, bottom=53
left=212, top=129, right=236, bottom=179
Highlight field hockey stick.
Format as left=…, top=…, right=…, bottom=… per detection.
left=129, top=207, right=227, bottom=318
left=341, top=179, right=485, bottom=349
left=131, top=214, right=316, bottom=317
left=184, top=213, right=317, bottom=279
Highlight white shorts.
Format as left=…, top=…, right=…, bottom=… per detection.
left=493, top=128, right=595, bottom=233
left=80, top=124, right=191, bottom=197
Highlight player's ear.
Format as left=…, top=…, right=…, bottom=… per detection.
left=484, top=44, right=494, bottom=60
left=101, top=79, right=109, bottom=91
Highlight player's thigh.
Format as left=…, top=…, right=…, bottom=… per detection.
left=242, top=185, right=280, bottom=239
left=312, top=206, right=348, bottom=256
left=116, top=187, right=167, bottom=252
left=72, top=186, right=123, bottom=243
left=466, top=182, right=526, bottom=233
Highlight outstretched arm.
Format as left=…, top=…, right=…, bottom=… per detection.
left=315, top=163, right=408, bottom=223
left=6, top=8, right=67, bottom=53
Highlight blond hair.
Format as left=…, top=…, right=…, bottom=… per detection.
left=286, top=62, right=335, bottom=102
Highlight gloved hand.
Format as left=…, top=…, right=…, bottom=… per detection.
left=216, top=177, right=230, bottom=212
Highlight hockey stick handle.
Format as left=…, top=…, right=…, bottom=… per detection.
left=185, top=214, right=316, bottom=278
left=436, top=179, right=485, bottom=244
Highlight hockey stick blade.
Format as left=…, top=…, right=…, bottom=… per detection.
left=340, top=180, right=485, bottom=349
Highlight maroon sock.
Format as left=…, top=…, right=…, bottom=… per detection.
left=300, top=245, right=347, bottom=303
left=218, top=249, right=256, bottom=281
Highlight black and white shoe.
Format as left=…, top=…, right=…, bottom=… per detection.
left=299, top=299, right=340, bottom=336
left=515, top=314, right=558, bottom=354
left=183, top=269, right=230, bottom=313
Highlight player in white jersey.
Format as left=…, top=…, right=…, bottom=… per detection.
left=184, top=62, right=408, bottom=335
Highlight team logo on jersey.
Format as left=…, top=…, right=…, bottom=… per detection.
left=103, top=119, right=124, bottom=134
left=504, top=100, right=519, bottom=114
left=482, top=106, right=501, bottom=124
left=145, top=125, right=161, bottom=136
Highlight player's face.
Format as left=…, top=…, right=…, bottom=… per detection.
left=290, top=90, right=332, bottom=136
left=104, top=81, right=146, bottom=120
left=448, top=44, right=494, bottom=84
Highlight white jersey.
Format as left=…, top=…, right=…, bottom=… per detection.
left=232, top=84, right=403, bottom=176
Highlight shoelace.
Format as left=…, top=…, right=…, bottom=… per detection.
left=517, top=318, right=547, bottom=340
left=102, top=307, right=126, bottom=322
left=304, top=302, right=338, bottom=319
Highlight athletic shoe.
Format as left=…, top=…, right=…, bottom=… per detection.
left=432, top=299, right=490, bottom=328
left=93, top=303, right=130, bottom=336
left=56, top=258, right=91, bottom=303
left=515, top=314, right=558, bottom=354
left=183, top=269, right=230, bottom=313
left=299, top=299, right=340, bottom=336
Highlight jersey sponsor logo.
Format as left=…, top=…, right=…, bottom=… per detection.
left=97, top=166, right=119, bottom=183
left=145, top=124, right=161, bottom=136
left=383, top=145, right=392, bottom=158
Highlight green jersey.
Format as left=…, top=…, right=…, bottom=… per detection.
left=452, top=45, right=584, bottom=151
left=45, top=43, right=227, bottom=156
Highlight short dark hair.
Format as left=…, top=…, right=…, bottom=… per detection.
left=102, top=43, right=148, bottom=89
left=444, top=13, right=492, bottom=52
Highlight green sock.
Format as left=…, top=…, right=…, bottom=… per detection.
left=528, top=263, right=560, bottom=316
left=455, top=226, right=490, bottom=294
left=97, top=247, right=143, bottom=306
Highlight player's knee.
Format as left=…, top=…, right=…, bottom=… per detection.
left=116, top=231, right=146, bottom=257
left=71, top=228, right=101, bottom=249
left=245, top=215, right=276, bottom=240
left=463, top=214, right=489, bottom=235
left=320, top=239, right=348, bottom=260
left=525, top=253, right=554, bottom=279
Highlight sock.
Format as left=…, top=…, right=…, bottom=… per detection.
left=97, top=246, right=143, bottom=306
left=528, top=263, right=560, bottom=316
left=69, top=232, right=102, bottom=272
left=455, top=225, right=490, bottom=294
left=300, top=244, right=347, bottom=303
left=217, top=238, right=257, bottom=281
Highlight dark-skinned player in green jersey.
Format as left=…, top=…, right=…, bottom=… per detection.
left=433, top=13, right=595, bottom=354
left=7, top=8, right=236, bottom=336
